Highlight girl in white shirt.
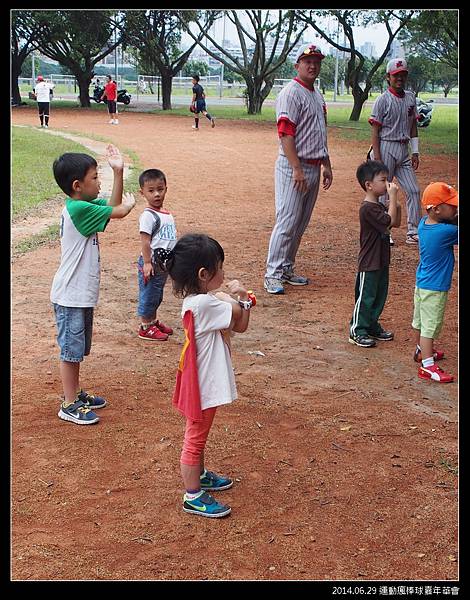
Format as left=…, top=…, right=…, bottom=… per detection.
left=156, top=234, right=255, bottom=518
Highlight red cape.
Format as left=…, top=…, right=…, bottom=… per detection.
left=172, top=310, right=203, bottom=422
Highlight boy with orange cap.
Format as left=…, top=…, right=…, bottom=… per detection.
left=412, top=182, right=458, bottom=382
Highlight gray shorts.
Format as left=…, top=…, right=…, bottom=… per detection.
left=53, top=304, right=94, bottom=362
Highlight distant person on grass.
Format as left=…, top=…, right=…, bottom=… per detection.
left=101, top=74, right=118, bottom=125
left=50, top=145, right=136, bottom=425
left=190, top=74, right=215, bottom=130
left=32, top=75, right=54, bottom=129
left=136, top=168, right=177, bottom=341
left=349, top=160, right=401, bottom=348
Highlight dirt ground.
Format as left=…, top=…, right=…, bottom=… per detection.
left=11, top=107, right=458, bottom=582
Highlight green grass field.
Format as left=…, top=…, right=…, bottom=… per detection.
left=12, top=99, right=457, bottom=218
left=11, top=126, right=97, bottom=217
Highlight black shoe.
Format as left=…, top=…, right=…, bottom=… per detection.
left=348, top=334, right=376, bottom=348
left=369, top=330, right=394, bottom=341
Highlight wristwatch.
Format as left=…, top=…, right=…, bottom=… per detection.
left=238, top=298, right=253, bottom=310
left=238, top=291, right=257, bottom=310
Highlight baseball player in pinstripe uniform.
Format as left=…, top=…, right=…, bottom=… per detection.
left=368, top=58, right=421, bottom=246
left=264, top=44, right=333, bottom=295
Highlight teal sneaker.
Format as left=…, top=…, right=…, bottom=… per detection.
left=200, top=469, right=233, bottom=491
left=183, top=491, right=231, bottom=518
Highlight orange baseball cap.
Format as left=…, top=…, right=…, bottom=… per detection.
left=421, top=182, right=458, bottom=209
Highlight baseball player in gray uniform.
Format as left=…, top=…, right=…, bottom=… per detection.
left=264, top=44, right=333, bottom=295
left=368, top=58, right=421, bottom=246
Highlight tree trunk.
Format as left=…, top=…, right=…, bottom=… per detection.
left=76, top=72, right=93, bottom=107
left=349, top=84, right=370, bottom=121
left=11, top=57, right=24, bottom=106
left=161, top=73, right=173, bottom=110
left=245, top=77, right=272, bottom=114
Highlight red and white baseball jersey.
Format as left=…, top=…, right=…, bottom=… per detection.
left=369, top=88, right=418, bottom=142
left=276, top=78, right=328, bottom=161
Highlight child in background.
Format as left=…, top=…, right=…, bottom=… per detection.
left=412, top=182, right=458, bottom=383
left=50, top=145, right=136, bottom=425
left=190, top=74, right=216, bottom=130
left=349, top=160, right=401, bottom=348
left=137, top=169, right=177, bottom=341
left=156, top=233, right=255, bottom=518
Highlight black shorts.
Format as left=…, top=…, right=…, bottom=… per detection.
left=107, top=100, right=117, bottom=114
left=195, top=99, right=207, bottom=113
left=37, top=102, right=50, bottom=116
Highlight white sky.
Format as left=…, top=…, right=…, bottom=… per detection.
left=184, top=11, right=390, bottom=56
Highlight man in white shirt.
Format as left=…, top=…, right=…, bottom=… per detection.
left=33, top=75, right=54, bottom=128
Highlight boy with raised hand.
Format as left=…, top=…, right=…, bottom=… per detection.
left=349, top=160, right=401, bottom=348
left=50, top=144, right=136, bottom=425
left=412, top=182, right=458, bottom=383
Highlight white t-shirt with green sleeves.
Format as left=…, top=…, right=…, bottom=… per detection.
left=50, top=198, right=113, bottom=307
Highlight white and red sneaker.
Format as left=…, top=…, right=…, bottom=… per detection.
left=418, top=364, right=454, bottom=383
left=138, top=325, right=168, bottom=341
left=413, top=347, right=445, bottom=363
left=155, top=320, right=173, bottom=335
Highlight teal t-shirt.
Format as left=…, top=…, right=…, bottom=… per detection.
left=416, top=216, right=458, bottom=292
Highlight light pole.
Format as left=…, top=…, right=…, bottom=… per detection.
left=333, top=21, right=339, bottom=102
left=219, top=11, right=226, bottom=99
left=114, top=26, right=119, bottom=85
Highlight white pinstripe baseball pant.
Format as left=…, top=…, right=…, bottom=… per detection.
left=376, top=141, right=421, bottom=236
left=265, top=155, right=321, bottom=280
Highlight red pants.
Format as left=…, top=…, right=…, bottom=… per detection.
left=180, top=407, right=217, bottom=466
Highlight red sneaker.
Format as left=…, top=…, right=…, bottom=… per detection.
left=155, top=320, right=173, bottom=335
left=138, top=325, right=168, bottom=341
left=418, top=364, right=454, bottom=383
left=413, top=347, right=445, bottom=363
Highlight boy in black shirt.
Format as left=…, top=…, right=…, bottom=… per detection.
left=349, top=160, right=402, bottom=347
left=191, top=74, right=216, bottom=130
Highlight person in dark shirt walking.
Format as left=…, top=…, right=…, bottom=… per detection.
left=349, top=160, right=402, bottom=348
left=190, top=75, right=215, bottom=130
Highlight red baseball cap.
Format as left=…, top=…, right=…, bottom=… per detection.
left=36, top=75, right=44, bottom=81
left=386, top=58, right=408, bottom=75
left=421, top=182, right=458, bottom=209
left=296, top=44, right=325, bottom=62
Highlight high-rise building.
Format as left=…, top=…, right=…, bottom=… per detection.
left=386, top=39, right=405, bottom=60
left=359, top=42, right=376, bottom=59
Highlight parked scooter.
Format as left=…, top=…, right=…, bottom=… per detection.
left=91, top=83, right=131, bottom=105
left=416, top=98, right=434, bottom=128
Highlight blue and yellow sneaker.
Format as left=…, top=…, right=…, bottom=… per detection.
left=58, top=400, right=99, bottom=425
left=200, top=469, right=233, bottom=491
left=77, top=389, right=107, bottom=409
left=183, top=491, right=231, bottom=518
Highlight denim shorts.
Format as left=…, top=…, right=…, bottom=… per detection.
left=53, top=304, right=94, bottom=362
left=137, top=255, right=168, bottom=318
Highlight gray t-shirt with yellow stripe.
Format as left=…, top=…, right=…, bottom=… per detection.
left=50, top=198, right=113, bottom=307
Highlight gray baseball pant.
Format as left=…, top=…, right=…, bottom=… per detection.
left=376, top=141, right=421, bottom=236
left=265, top=155, right=321, bottom=280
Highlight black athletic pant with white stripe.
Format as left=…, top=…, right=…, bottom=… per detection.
left=349, top=267, right=389, bottom=337
left=265, top=156, right=321, bottom=280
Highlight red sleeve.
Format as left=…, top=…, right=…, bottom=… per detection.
left=368, top=117, right=382, bottom=127
left=277, top=117, right=296, bottom=138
